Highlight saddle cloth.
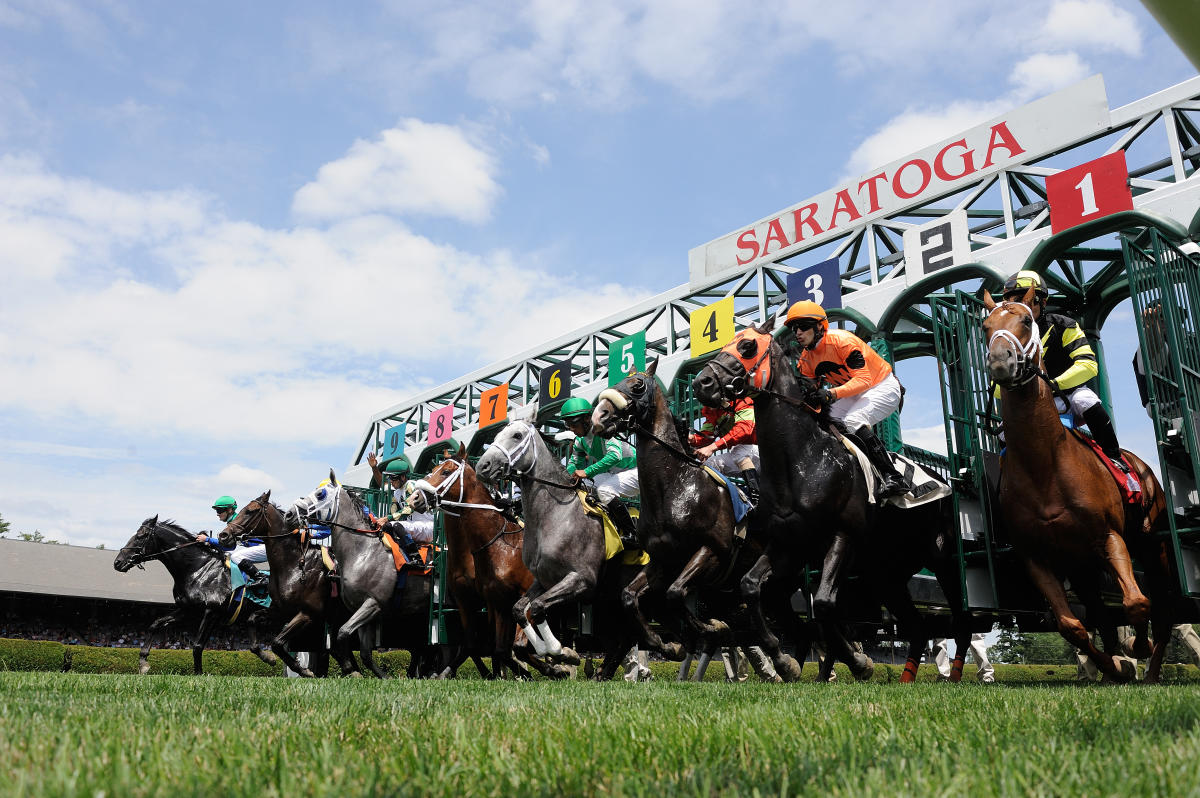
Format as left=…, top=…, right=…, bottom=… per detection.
left=700, top=467, right=750, bottom=545
left=839, top=439, right=952, bottom=508
left=576, top=490, right=651, bottom=566
left=224, top=557, right=271, bottom=624
left=1069, top=429, right=1142, bottom=504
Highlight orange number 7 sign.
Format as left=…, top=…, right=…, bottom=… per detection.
left=478, top=384, right=508, bottom=428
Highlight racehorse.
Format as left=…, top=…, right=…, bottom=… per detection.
left=692, top=319, right=974, bottom=683
left=113, top=516, right=278, bottom=675
left=217, top=491, right=361, bottom=677
left=298, top=472, right=435, bottom=678
left=475, top=420, right=641, bottom=680
left=590, top=361, right=765, bottom=664
left=409, top=447, right=571, bottom=680
left=982, top=289, right=1172, bottom=682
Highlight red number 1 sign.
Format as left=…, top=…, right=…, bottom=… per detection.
left=1046, top=151, right=1133, bottom=234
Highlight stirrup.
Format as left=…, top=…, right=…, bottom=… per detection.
left=1106, top=452, right=1130, bottom=473
left=876, top=475, right=910, bottom=499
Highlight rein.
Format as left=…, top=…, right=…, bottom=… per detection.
left=491, top=422, right=579, bottom=491
left=126, top=537, right=207, bottom=566
left=471, top=514, right=522, bottom=554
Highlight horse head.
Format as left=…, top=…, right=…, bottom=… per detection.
left=113, top=515, right=161, bottom=572
left=300, top=479, right=342, bottom=526
left=409, top=444, right=470, bottom=512
left=592, top=358, right=661, bottom=438
left=475, top=421, right=539, bottom=485
left=218, top=490, right=272, bottom=547
left=982, top=287, right=1043, bottom=389
left=692, top=318, right=778, bottom=408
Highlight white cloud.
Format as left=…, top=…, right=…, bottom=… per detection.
left=898, top=425, right=948, bottom=457
left=1040, top=0, right=1141, bottom=56
left=1008, top=51, right=1091, bottom=99
left=292, top=119, right=502, bottom=224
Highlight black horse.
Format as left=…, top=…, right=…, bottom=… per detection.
left=218, top=491, right=362, bottom=677
left=692, top=319, right=974, bottom=683
left=590, top=361, right=767, bottom=671
left=114, top=516, right=278, bottom=674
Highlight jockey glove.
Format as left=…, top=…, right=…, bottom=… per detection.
left=816, top=387, right=835, bottom=405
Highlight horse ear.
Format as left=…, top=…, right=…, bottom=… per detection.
left=646, top=357, right=659, bottom=377
left=1021, top=286, right=1036, bottom=306
left=982, top=291, right=997, bottom=311
left=328, top=468, right=339, bottom=487
left=262, top=489, right=271, bottom=503
left=455, top=443, right=467, bottom=461
left=150, top=514, right=158, bottom=525
left=756, top=315, right=776, bottom=333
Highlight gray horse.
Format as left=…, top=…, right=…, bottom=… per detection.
left=114, top=516, right=278, bottom=675
left=298, top=471, right=432, bottom=678
left=475, top=420, right=638, bottom=679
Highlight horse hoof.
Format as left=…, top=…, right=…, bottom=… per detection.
left=660, top=642, right=686, bottom=661
left=777, top=656, right=803, bottom=682
left=708, top=619, right=730, bottom=633
left=299, top=669, right=316, bottom=679
left=1114, top=658, right=1136, bottom=682
left=852, top=655, right=876, bottom=681
left=138, top=663, right=150, bottom=676
left=348, top=671, right=365, bottom=679
left=556, top=647, right=581, bottom=666
left=551, top=665, right=574, bottom=681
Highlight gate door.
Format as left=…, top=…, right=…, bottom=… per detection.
left=1123, top=229, right=1200, bottom=598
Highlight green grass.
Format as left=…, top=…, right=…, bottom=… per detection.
left=1, top=672, right=1198, bottom=797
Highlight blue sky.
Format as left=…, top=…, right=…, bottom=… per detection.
left=0, top=0, right=1195, bottom=548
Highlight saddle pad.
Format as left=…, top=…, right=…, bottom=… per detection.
left=577, top=490, right=650, bottom=565
left=702, top=466, right=751, bottom=524
left=838, top=440, right=951, bottom=508
left=379, top=532, right=437, bottom=574
left=1070, top=429, right=1142, bottom=504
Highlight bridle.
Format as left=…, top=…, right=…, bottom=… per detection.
left=488, top=421, right=579, bottom=491
left=410, top=460, right=507, bottom=517
left=300, top=485, right=379, bottom=537
left=596, top=380, right=702, bottom=466
left=121, top=523, right=207, bottom=568
left=986, top=300, right=1046, bottom=389
left=711, top=334, right=824, bottom=414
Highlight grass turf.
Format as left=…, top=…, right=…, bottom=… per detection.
left=1, top=672, right=1198, bottom=797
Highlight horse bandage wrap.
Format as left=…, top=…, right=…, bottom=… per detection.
left=577, top=490, right=650, bottom=566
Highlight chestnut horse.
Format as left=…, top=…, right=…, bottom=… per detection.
left=410, top=446, right=570, bottom=680
left=983, top=289, right=1171, bottom=682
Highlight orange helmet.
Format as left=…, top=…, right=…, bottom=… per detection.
left=785, top=300, right=828, bottom=335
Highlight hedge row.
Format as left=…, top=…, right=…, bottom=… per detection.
left=2, top=638, right=1197, bottom=682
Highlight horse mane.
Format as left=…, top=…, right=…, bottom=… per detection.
left=154, top=519, right=191, bottom=536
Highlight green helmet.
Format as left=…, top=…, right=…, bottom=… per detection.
left=560, top=397, right=593, bottom=420
left=212, top=495, right=237, bottom=511
left=1002, top=270, right=1047, bottom=302
left=383, top=457, right=412, bottom=476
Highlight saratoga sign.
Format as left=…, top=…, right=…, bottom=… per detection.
left=689, top=75, right=1111, bottom=286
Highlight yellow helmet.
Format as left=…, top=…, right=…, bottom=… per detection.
left=1002, top=270, right=1047, bottom=302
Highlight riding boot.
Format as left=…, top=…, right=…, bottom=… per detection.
left=399, top=532, right=424, bottom=566
left=237, top=561, right=267, bottom=585
left=604, top=497, right=639, bottom=549
left=854, top=426, right=910, bottom=499
left=1082, top=405, right=1129, bottom=472
left=739, top=468, right=760, bottom=507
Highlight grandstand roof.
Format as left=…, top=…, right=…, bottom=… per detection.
left=0, top=538, right=173, bottom=604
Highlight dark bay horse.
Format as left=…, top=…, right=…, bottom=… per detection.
left=475, top=420, right=640, bottom=680
left=692, top=320, right=973, bottom=683
left=590, top=361, right=765, bottom=665
left=299, top=472, right=435, bottom=678
left=983, top=290, right=1172, bottom=682
left=113, top=516, right=278, bottom=674
left=410, top=447, right=570, bottom=680
left=218, top=491, right=361, bottom=677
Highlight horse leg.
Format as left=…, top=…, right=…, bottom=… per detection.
left=272, top=612, right=318, bottom=678
left=338, top=598, right=387, bottom=678
left=526, top=573, right=593, bottom=657
left=880, top=581, right=926, bottom=685
left=138, top=609, right=187, bottom=675
left=665, top=547, right=727, bottom=642
left=513, top=582, right=548, bottom=656
left=621, top=565, right=683, bottom=659
left=1102, top=531, right=1153, bottom=658
left=191, top=610, right=220, bottom=675
left=740, top=550, right=802, bottom=681
left=813, top=532, right=873, bottom=680
left=1025, top=557, right=1131, bottom=683
left=1140, top=544, right=1174, bottom=684
left=594, top=632, right=639, bottom=682
left=247, top=620, right=279, bottom=666
left=932, top=562, right=973, bottom=683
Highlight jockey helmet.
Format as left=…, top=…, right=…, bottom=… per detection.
left=383, top=457, right=412, bottom=478
left=1002, top=270, right=1048, bottom=303
left=212, top=495, right=238, bottom=512
left=560, top=397, right=592, bottom=420
left=785, top=300, right=829, bottom=346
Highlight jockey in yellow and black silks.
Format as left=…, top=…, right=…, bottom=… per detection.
left=1001, top=270, right=1128, bottom=471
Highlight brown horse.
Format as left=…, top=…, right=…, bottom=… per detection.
left=410, top=447, right=570, bottom=680
left=218, top=491, right=361, bottom=678
left=983, top=289, right=1172, bottom=682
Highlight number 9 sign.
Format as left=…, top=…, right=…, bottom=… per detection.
left=427, top=405, right=454, bottom=445
left=381, top=423, right=407, bottom=461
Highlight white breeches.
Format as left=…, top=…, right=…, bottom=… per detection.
left=230, top=545, right=267, bottom=565
left=594, top=469, right=640, bottom=503
left=399, top=516, right=436, bottom=543
left=932, top=634, right=994, bottom=682
left=830, top=373, right=902, bottom=431
left=704, top=445, right=760, bottom=475
left=1053, top=385, right=1102, bottom=418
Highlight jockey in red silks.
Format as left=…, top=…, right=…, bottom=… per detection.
left=689, top=396, right=761, bottom=504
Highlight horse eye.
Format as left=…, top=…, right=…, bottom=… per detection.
left=736, top=339, right=756, bottom=357
left=1022, top=316, right=1033, bottom=327
left=316, top=489, right=326, bottom=500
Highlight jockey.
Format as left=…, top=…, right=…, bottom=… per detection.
left=195, top=495, right=268, bottom=585
left=689, top=396, right=761, bottom=505
left=1000, top=270, right=1127, bottom=471
left=785, top=300, right=910, bottom=499
left=375, top=458, right=433, bottom=563
left=560, top=397, right=640, bottom=546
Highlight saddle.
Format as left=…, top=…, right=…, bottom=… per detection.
left=576, top=490, right=650, bottom=566
left=1069, top=429, right=1142, bottom=505
left=838, top=439, right=951, bottom=508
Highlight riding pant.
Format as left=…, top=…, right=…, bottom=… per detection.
left=1053, top=384, right=1103, bottom=420
left=830, top=373, right=902, bottom=430
left=932, top=634, right=994, bottom=683
left=397, top=512, right=435, bottom=543
left=704, top=445, right=760, bottom=475
left=230, top=544, right=267, bottom=565
left=594, top=468, right=640, bottom=503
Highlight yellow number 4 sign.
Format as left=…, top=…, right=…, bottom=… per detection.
left=690, top=296, right=735, bottom=357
